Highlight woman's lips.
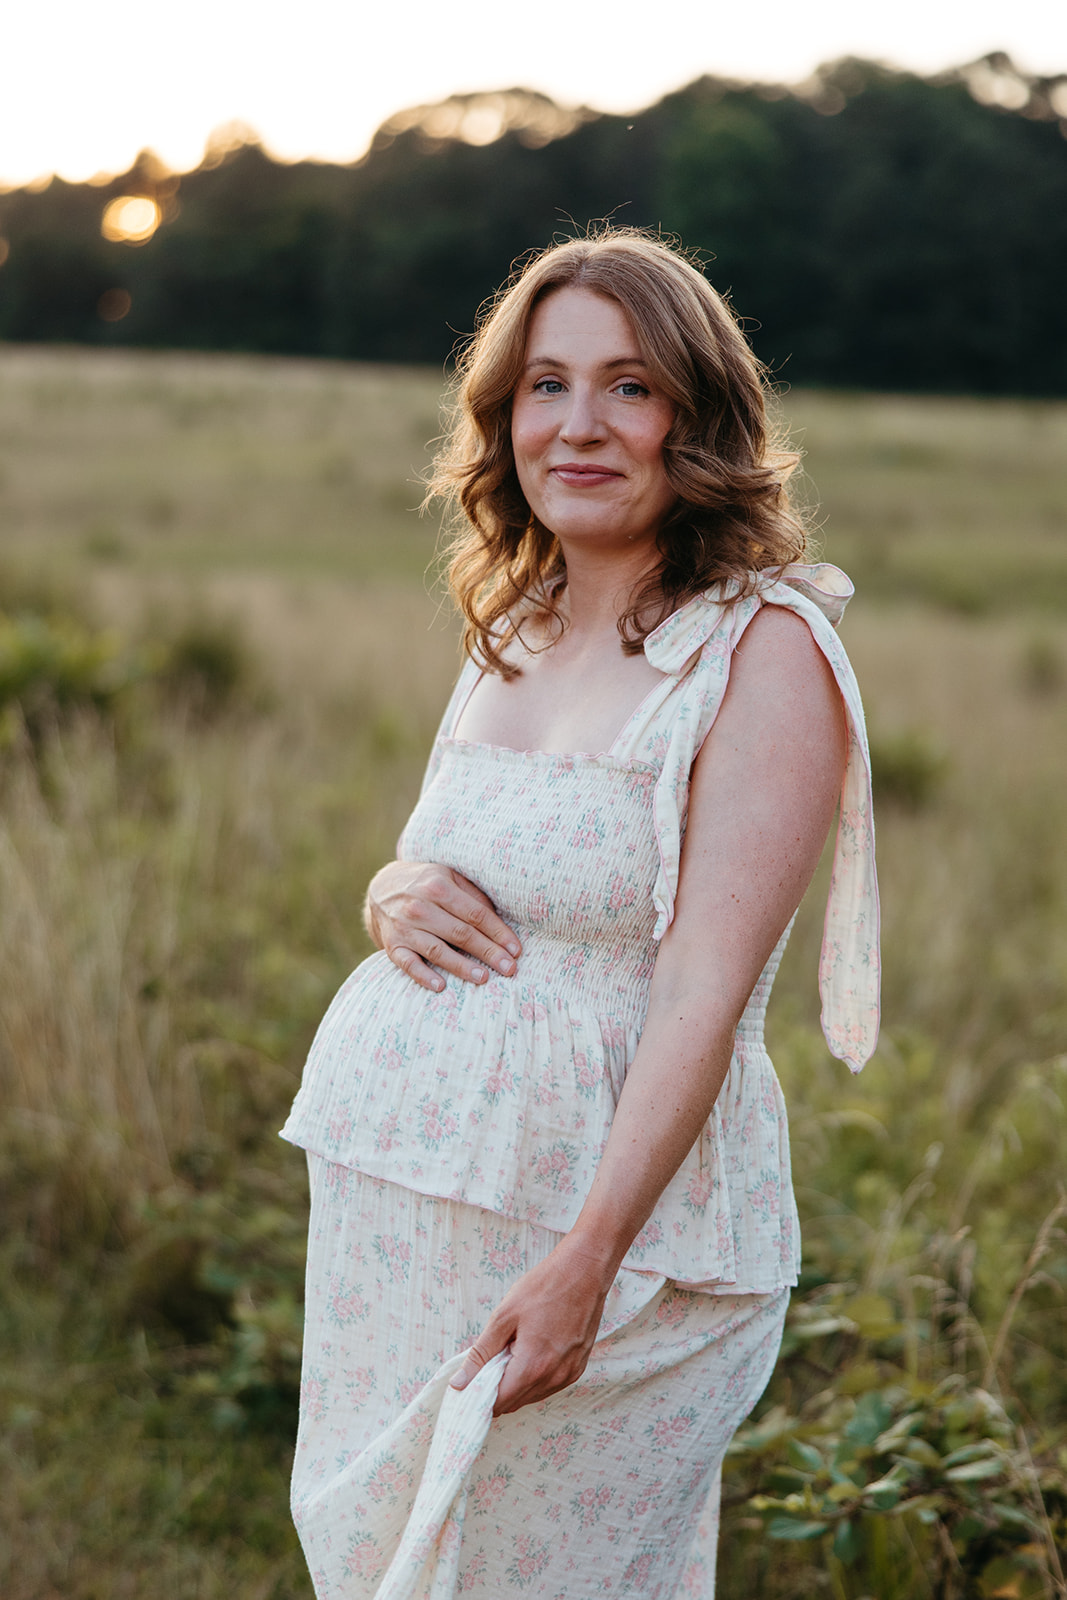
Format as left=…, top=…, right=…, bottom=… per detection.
left=550, top=464, right=622, bottom=486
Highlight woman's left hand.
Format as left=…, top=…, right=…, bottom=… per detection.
left=450, top=1232, right=616, bottom=1416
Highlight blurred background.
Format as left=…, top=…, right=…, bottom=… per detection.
left=2, top=42, right=1067, bottom=392
left=2, top=5, right=1066, bottom=1597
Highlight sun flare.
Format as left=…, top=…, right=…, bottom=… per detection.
left=101, top=195, right=161, bottom=244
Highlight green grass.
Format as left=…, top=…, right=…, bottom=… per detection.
left=0, top=344, right=1065, bottom=1598
left=0, top=345, right=447, bottom=580
left=786, top=389, right=1067, bottom=614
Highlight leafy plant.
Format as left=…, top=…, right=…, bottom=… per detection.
left=722, top=1173, right=1067, bottom=1600
left=869, top=727, right=949, bottom=810
left=732, top=1357, right=1064, bottom=1598
left=0, top=610, right=143, bottom=746
left=158, top=615, right=255, bottom=716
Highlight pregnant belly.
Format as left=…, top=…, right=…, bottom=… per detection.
left=280, top=949, right=798, bottom=1291
left=281, top=948, right=644, bottom=1223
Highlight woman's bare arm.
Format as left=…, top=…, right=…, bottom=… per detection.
left=452, top=606, right=848, bottom=1413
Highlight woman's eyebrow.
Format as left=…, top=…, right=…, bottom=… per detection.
left=522, top=354, right=650, bottom=371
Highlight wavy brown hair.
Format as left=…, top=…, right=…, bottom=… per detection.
left=429, top=228, right=809, bottom=676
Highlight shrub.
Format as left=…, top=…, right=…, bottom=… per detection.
left=158, top=616, right=253, bottom=716
left=0, top=612, right=143, bottom=747
left=869, top=728, right=949, bottom=810
left=1019, top=636, right=1065, bottom=697
left=729, top=1326, right=1066, bottom=1599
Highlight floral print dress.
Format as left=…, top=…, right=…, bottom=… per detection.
left=281, top=564, right=880, bottom=1598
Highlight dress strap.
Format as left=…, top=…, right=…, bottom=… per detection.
left=638, top=567, right=880, bottom=1073
left=413, top=656, right=482, bottom=801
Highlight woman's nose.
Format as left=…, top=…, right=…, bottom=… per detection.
left=559, top=385, right=605, bottom=445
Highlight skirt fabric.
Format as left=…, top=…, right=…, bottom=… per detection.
left=292, top=1158, right=788, bottom=1599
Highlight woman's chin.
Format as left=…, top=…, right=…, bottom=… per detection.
left=550, top=519, right=663, bottom=560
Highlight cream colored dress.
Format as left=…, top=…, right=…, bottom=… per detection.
left=282, top=564, right=879, bottom=1598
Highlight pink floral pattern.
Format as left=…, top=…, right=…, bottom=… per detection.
left=291, top=1164, right=789, bottom=1598
left=285, top=568, right=879, bottom=1595
left=282, top=567, right=879, bottom=1294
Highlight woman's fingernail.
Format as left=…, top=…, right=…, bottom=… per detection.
left=470, top=966, right=487, bottom=983
left=498, top=958, right=515, bottom=976
left=450, top=1369, right=470, bottom=1390
left=506, top=942, right=521, bottom=957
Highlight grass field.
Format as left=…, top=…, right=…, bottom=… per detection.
left=1, top=344, right=1065, bottom=1598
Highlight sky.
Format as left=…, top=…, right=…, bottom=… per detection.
left=3, top=0, right=1065, bottom=189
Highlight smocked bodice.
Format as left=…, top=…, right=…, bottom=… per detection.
left=403, top=739, right=788, bottom=1034
left=409, top=746, right=660, bottom=1008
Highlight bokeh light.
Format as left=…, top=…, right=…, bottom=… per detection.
left=101, top=196, right=161, bottom=244
left=97, top=287, right=133, bottom=321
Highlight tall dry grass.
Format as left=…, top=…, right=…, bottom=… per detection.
left=0, top=344, right=1065, bottom=1597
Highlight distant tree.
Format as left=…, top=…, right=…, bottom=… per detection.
left=651, top=60, right=1067, bottom=393
left=319, top=110, right=659, bottom=363
left=2, top=59, right=1065, bottom=393
left=136, top=144, right=340, bottom=354
left=0, top=179, right=116, bottom=342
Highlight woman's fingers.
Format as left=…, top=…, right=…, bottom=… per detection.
left=451, top=1238, right=613, bottom=1415
left=428, top=870, right=523, bottom=967
left=490, top=1336, right=588, bottom=1416
left=390, top=946, right=454, bottom=993
left=389, top=905, right=513, bottom=986
left=403, top=899, right=518, bottom=977
left=390, top=933, right=488, bottom=992
left=450, top=1314, right=516, bottom=1392
left=368, top=862, right=522, bottom=985
left=449, top=1336, right=579, bottom=1414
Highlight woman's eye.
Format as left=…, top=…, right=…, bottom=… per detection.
left=533, top=377, right=564, bottom=394
left=615, top=380, right=649, bottom=398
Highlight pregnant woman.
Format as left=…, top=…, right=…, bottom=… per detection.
left=282, top=228, right=879, bottom=1598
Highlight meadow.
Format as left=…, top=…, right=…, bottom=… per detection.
left=1, top=344, right=1065, bottom=1599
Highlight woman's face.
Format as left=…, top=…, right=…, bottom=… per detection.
left=511, top=287, right=676, bottom=560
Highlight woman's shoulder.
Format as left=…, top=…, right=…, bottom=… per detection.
left=732, top=598, right=831, bottom=663
left=715, top=605, right=846, bottom=746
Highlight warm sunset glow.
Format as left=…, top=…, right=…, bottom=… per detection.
left=101, top=195, right=161, bottom=244
left=0, top=0, right=1061, bottom=190
left=0, top=237, right=10, bottom=268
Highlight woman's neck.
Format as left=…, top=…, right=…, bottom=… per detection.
left=554, top=544, right=663, bottom=642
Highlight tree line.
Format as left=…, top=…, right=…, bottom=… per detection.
left=2, top=54, right=1066, bottom=394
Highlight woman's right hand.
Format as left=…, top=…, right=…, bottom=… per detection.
left=364, top=861, right=522, bottom=992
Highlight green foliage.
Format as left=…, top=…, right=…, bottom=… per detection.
left=158, top=615, right=253, bottom=715
left=716, top=1052, right=1067, bottom=1597
left=2, top=59, right=1067, bottom=393
left=0, top=579, right=261, bottom=765
left=869, top=728, right=948, bottom=809
left=0, top=1257, right=309, bottom=1599
left=191, top=1293, right=304, bottom=1438
left=731, top=1342, right=1064, bottom=1598
left=0, top=610, right=142, bottom=745
left=113, top=1182, right=308, bottom=1437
